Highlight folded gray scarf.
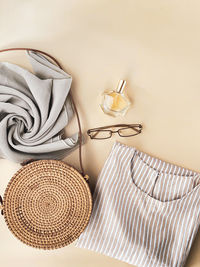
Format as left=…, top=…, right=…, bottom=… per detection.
left=0, top=51, right=79, bottom=163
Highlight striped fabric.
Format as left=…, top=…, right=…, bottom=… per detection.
left=76, top=142, right=200, bottom=267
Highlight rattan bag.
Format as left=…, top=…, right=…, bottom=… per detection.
left=0, top=48, right=92, bottom=250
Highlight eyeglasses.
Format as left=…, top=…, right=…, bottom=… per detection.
left=87, top=124, right=142, bottom=140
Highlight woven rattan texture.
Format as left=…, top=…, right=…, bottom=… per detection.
left=3, top=160, right=92, bottom=249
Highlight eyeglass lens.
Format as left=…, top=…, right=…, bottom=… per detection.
left=88, top=130, right=112, bottom=139
left=118, top=127, right=141, bottom=136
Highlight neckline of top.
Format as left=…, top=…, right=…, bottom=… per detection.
left=113, top=142, right=200, bottom=204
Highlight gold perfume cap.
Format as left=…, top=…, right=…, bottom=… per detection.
left=116, top=80, right=126, bottom=93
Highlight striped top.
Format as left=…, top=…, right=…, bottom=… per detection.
left=76, top=142, right=200, bottom=267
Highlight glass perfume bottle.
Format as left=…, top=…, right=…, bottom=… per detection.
left=100, top=80, right=131, bottom=117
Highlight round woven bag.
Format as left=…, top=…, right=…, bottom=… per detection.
left=2, top=160, right=92, bottom=249
left=0, top=48, right=92, bottom=249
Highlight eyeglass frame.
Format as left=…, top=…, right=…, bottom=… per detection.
left=87, top=124, right=143, bottom=140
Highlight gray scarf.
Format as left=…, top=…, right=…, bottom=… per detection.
left=0, top=50, right=79, bottom=163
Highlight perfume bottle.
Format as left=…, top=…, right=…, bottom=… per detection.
left=100, top=80, right=131, bottom=117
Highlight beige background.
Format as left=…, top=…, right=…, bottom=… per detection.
left=0, top=0, right=200, bottom=266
